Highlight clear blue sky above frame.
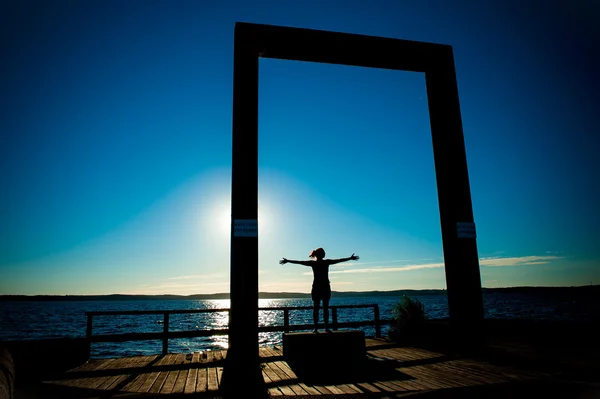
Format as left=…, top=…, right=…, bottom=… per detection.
left=1, top=0, right=599, bottom=295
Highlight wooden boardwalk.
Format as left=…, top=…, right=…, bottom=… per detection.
left=42, top=338, right=549, bottom=397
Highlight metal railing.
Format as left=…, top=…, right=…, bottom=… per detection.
left=86, top=304, right=391, bottom=355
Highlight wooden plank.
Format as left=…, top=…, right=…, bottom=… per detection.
left=207, top=366, right=218, bottom=391
left=271, top=361, right=297, bottom=379
left=261, top=366, right=291, bottom=396
left=136, top=352, right=174, bottom=393
left=417, top=364, right=474, bottom=388
left=259, top=347, right=271, bottom=358
left=174, top=353, right=187, bottom=365
left=261, top=346, right=277, bottom=357
left=311, top=385, right=333, bottom=395
left=138, top=354, right=160, bottom=368
left=262, top=363, right=295, bottom=396
left=119, top=355, right=157, bottom=392
left=399, top=364, right=454, bottom=388
left=298, top=382, right=323, bottom=396
left=374, top=379, right=411, bottom=392
left=67, top=358, right=108, bottom=373
left=57, top=357, right=119, bottom=388
left=422, top=361, right=487, bottom=386
left=335, top=383, right=363, bottom=394
left=120, top=356, right=152, bottom=393
left=402, top=366, right=461, bottom=390
left=77, top=357, right=123, bottom=389
left=271, top=361, right=307, bottom=395
left=102, top=374, right=130, bottom=392
left=119, top=356, right=144, bottom=369
left=160, top=369, right=180, bottom=393
left=184, top=367, right=198, bottom=394
left=172, top=368, right=189, bottom=393
left=217, top=366, right=224, bottom=388
left=444, top=360, right=518, bottom=383
left=265, top=361, right=291, bottom=383
left=195, top=367, right=208, bottom=392
left=272, top=345, right=283, bottom=355
left=403, top=347, right=444, bottom=358
left=95, top=373, right=123, bottom=391
left=68, top=358, right=129, bottom=389
left=390, top=379, right=426, bottom=392
left=401, top=366, right=454, bottom=389
left=371, top=381, right=396, bottom=393
left=268, top=387, right=284, bottom=396
left=129, top=355, right=162, bottom=392
left=277, top=384, right=299, bottom=396
left=137, top=371, right=161, bottom=393
left=261, top=362, right=281, bottom=383
left=340, top=383, right=363, bottom=394
left=147, top=354, right=175, bottom=394
left=122, top=372, right=151, bottom=392
left=148, top=370, right=169, bottom=393
left=432, top=361, right=503, bottom=384
left=355, top=382, right=381, bottom=393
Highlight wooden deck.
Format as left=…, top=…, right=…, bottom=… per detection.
left=41, top=338, right=549, bottom=398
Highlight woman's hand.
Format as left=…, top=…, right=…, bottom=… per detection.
left=279, top=258, right=288, bottom=265
left=350, top=253, right=359, bottom=261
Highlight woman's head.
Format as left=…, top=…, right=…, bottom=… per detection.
left=309, top=248, right=326, bottom=260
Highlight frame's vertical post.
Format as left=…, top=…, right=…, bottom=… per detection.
left=374, top=305, right=381, bottom=338
left=426, top=48, right=483, bottom=342
left=162, top=313, right=169, bottom=355
left=283, top=309, right=289, bottom=333
left=222, top=22, right=264, bottom=397
left=332, top=307, right=338, bottom=331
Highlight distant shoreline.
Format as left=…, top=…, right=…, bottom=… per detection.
left=1, top=285, right=598, bottom=301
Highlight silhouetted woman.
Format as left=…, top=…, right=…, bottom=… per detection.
left=280, top=248, right=359, bottom=333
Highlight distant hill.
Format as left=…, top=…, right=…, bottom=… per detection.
left=1, top=285, right=598, bottom=302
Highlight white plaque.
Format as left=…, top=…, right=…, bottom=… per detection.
left=233, top=219, right=258, bottom=237
left=457, top=222, right=476, bottom=239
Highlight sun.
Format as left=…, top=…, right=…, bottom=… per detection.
left=202, top=191, right=280, bottom=243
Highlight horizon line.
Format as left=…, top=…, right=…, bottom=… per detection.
left=1, top=284, right=598, bottom=298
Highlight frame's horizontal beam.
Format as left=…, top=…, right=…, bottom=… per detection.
left=236, top=22, right=451, bottom=72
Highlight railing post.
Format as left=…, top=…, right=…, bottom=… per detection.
left=283, top=309, right=289, bottom=333
left=332, top=307, right=338, bottom=331
left=162, top=313, right=169, bottom=355
left=86, top=314, right=93, bottom=341
left=374, top=305, right=381, bottom=338
left=86, top=314, right=93, bottom=358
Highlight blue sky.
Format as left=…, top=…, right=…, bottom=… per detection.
left=1, top=0, right=598, bottom=295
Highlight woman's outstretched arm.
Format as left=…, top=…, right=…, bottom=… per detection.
left=279, top=258, right=313, bottom=266
left=327, top=253, right=360, bottom=265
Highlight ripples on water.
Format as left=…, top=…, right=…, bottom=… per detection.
left=0, top=293, right=596, bottom=358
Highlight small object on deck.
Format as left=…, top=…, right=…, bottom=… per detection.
left=186, top=353, right=193, bottom=361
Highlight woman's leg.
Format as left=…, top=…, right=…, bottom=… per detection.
left=323, top=298, right=330, bottom=332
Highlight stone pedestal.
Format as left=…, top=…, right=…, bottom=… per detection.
left=282, top=330, right=366, bottom=382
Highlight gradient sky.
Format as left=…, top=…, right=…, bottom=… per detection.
left=1, top=0, right=599, bottom=295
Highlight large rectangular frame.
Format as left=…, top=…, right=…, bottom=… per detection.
left=224, top=22, right=484, bottom=395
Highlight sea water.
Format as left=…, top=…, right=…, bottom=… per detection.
left=0, top=292, right=595, bottom=358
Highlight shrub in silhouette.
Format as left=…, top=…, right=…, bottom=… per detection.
left=389, top=295, right=428, bottom=342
